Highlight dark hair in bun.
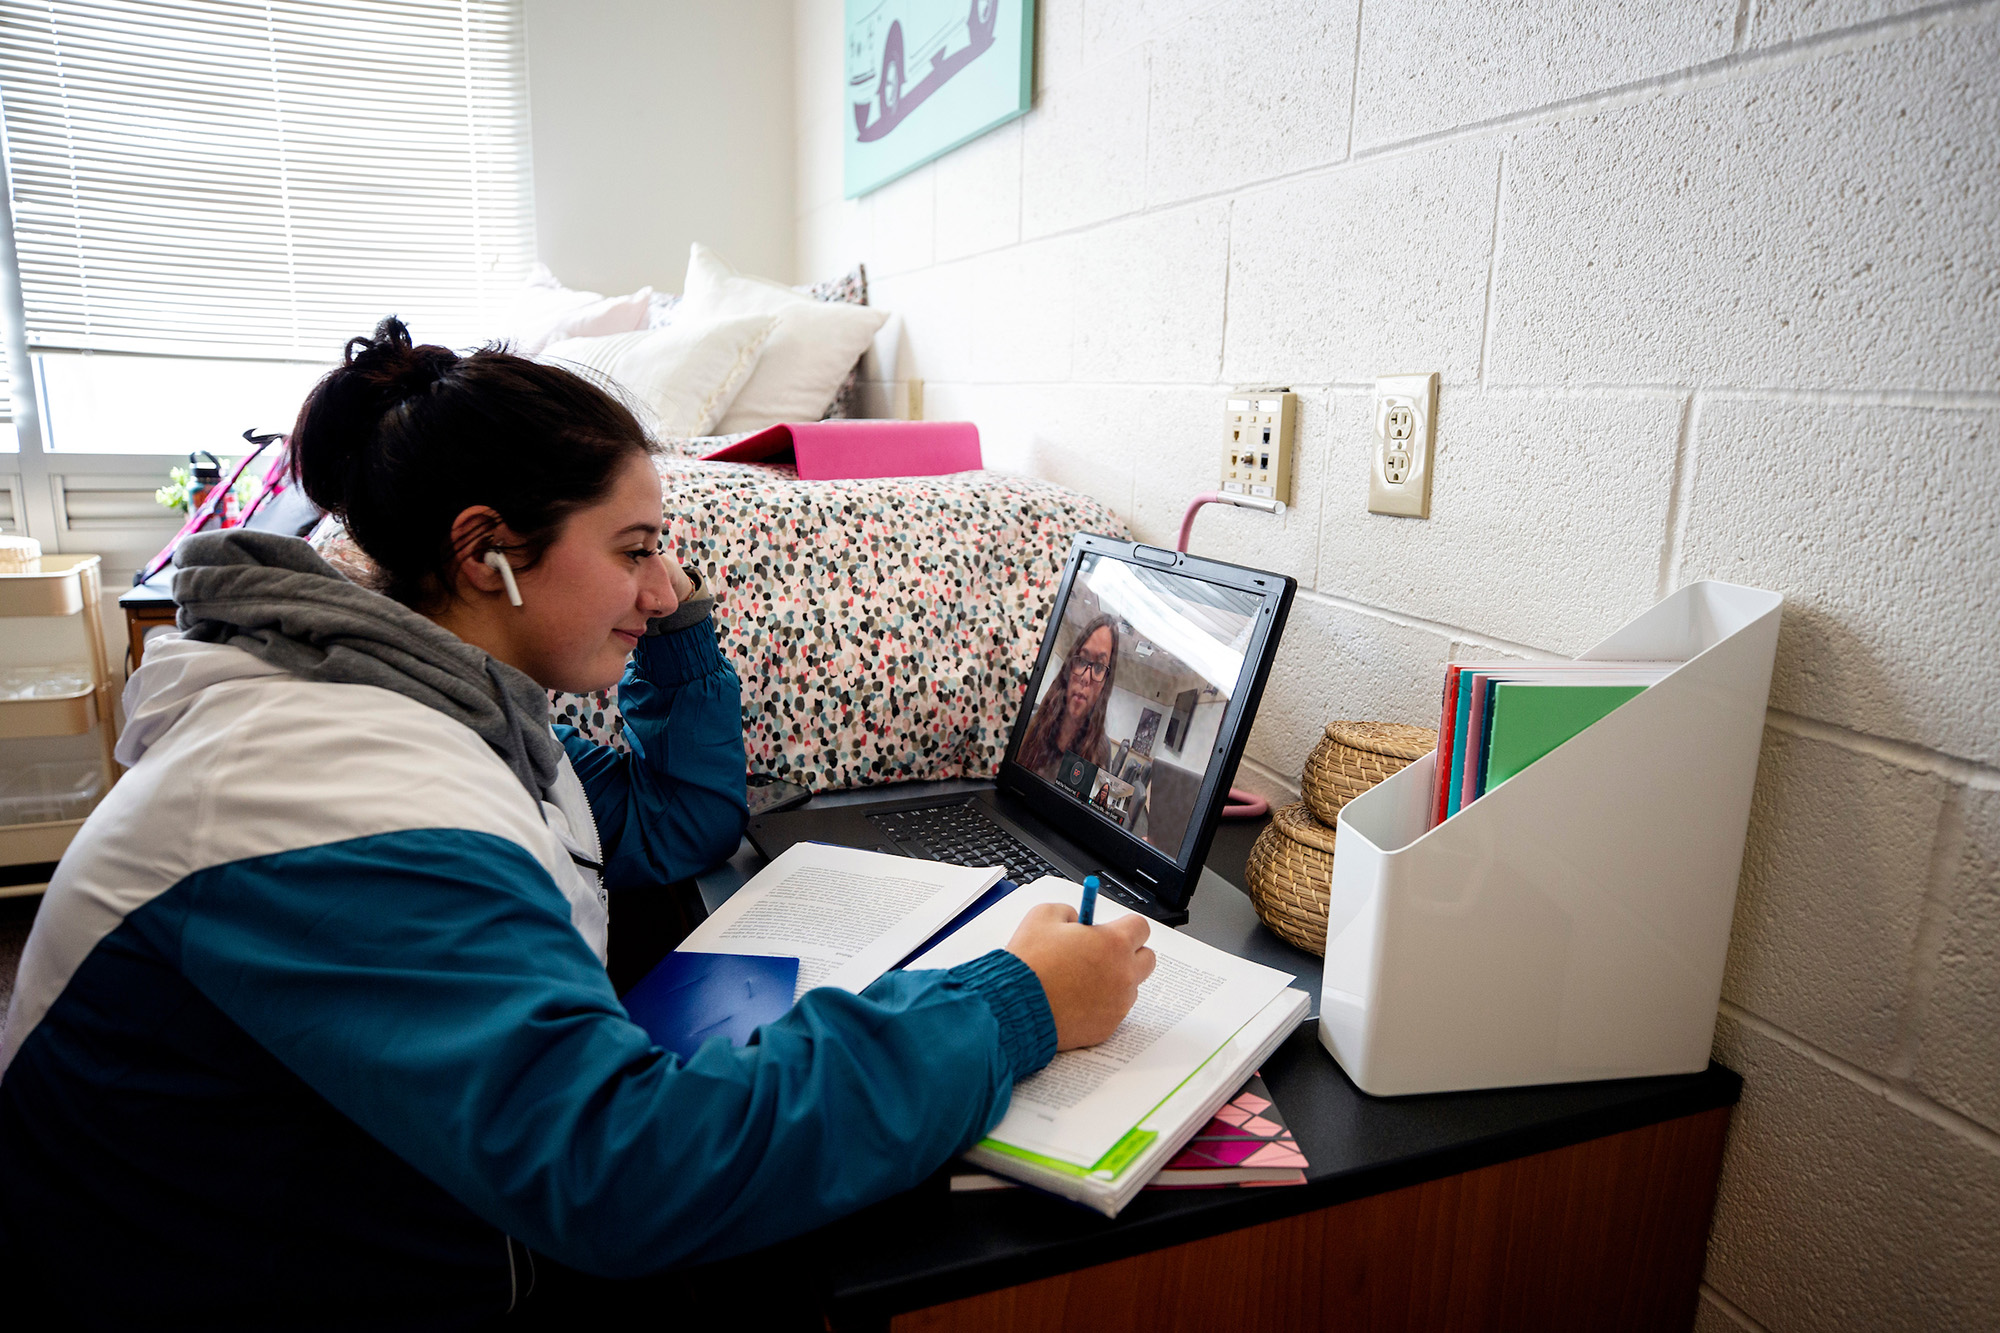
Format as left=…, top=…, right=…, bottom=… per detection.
left=291, top=316, right=660, bottom=609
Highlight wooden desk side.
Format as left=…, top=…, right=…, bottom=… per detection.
left=125, top=606, right=178, bottom=671
left=891, top=1106, right=1729, bottom=1333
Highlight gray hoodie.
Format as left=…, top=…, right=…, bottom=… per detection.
left=170, top=529, right=567, bottom=800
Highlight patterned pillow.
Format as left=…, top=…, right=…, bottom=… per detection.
left=312, top=454, right=1132, bottom=792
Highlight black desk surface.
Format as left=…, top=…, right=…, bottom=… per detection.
left=684, top=782, right=1742, bottom=1326
left=117, top=571, right=175, bottom=608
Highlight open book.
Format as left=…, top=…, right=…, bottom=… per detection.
left=909, top=879, right=1311, bottom=1217
left=623, top=844, right=1004, bottom=1060
left=676, top=842, right=1005, bottom=1000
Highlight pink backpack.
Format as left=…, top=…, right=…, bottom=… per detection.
left=138, top=430, right=321, bottom=584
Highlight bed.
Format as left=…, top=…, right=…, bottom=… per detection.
left=315, top=438, right=1129, bottom=791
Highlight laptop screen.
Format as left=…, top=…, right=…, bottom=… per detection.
left=1009, top=549, right=1267, bottom=869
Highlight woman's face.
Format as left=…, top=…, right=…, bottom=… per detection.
left=1064, top=626, right=1115, bottom=721
left=506, top=453, right=679, bottom=693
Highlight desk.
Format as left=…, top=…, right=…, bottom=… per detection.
left=662, top=783, right=1738, bottom=1332
left=116, top=574, right=177, bottom=671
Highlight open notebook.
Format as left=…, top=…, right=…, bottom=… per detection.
left=909, top=879, right=1310, bottom=1217
left=624, top=848, right=1308, bottom=1216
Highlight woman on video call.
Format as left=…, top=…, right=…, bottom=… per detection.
left=1018, top=614, right=1121, bottom=783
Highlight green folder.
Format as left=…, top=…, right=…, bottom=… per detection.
left=1484, top=683, right=1647, bottom=791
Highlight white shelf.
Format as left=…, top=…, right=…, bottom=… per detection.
left=0, top=553, right=99, bottom=618
left=0, top=685, right=99, bottom=738
left=0, top=815, right=89, bottom=868
left=0, top=551, right=120, bottom=881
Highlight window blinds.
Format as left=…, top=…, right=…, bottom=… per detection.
left=0, top=0, right=534, bottom=363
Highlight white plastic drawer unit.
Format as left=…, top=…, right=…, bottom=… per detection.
left=0, top=552, right=122, bottom=884
left=0, top=667, right=98, bottom=739
left=0, top=762, right=104, bottom=828
left=1319, top=581, right=1783, bottom=1097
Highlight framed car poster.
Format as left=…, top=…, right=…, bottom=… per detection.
left=843, top=0, right=1034, bottom=198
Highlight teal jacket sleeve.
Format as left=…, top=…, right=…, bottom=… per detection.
left=163, top=828, right=1057, bottom=1278
left=557, top=607, right=749, bottom=886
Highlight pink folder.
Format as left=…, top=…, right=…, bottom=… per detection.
left=701, top=420, right=982, bottom=481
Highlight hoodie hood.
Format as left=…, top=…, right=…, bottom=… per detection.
left=154, top=529, right=563, bottom=800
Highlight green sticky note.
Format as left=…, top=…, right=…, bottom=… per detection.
left=1485, top=683, right=1647, bottom=790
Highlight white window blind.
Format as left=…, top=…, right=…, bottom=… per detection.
left=0, top=0, right=534, bottom=363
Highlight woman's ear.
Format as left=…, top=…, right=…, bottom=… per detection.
left=447, top=505, right=519, bottom=601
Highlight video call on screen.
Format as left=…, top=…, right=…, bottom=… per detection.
left=1015, top=554, right=1261, bottom=861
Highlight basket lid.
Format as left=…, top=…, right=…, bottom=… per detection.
left=1271, top=799, right=1339, bottom=854
left=1322, top=720, right=1436, bottom=761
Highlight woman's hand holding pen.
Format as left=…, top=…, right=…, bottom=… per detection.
left=1004, top=904, right=1156, bottom=1050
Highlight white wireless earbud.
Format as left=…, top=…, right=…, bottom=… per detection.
left=483, top=549, right=523, bottom=607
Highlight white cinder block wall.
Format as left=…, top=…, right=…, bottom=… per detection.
left=795, top=1, right=1999, bottom=1326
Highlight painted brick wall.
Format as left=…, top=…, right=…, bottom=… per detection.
left=794, top=3, right=1999, bottom=1327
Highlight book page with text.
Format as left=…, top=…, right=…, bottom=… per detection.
left=908, top=879, right=1297, bottom=1168
left=680, top=843, right=1001, bottom=1000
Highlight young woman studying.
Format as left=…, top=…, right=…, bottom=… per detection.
left=0, top=320, right=1154, bottom=1325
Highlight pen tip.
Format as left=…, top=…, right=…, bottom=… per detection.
left=1083, top=875, right=1100, bottom=890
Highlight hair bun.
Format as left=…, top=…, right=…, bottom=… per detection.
left=291, top=316, right=460, bottom=520
left=345, top=316, right=458, bottom=405
left=289, top=315, right=657, bottom=609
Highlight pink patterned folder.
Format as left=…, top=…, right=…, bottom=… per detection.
left=1146, top=1071, right=1309, bottom=1189
left=701, top=420, right=982, bottom=481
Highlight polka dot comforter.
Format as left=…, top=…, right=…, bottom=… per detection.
left=320, top=439, right=1129, bottom=792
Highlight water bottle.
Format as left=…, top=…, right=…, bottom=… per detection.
left=187, top=451, right=227, bottom=529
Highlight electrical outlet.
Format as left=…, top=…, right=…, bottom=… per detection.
left=1368, top=373, right=1437, bottom=518
left=1221, top=391, right=1297, bottom=505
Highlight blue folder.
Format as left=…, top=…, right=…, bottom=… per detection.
left=623, top=951, right=800, bottom=1062
left=625, top=879, right=1021, bottom=1060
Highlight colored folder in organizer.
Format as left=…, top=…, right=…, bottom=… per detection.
left=701, top=419, right=982, bottom=481
left=1484, top=683, right=1647, bottom=791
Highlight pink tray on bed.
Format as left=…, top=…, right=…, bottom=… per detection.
left=700, top=419, right=982, bottom=481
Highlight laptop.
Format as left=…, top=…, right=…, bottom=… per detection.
left=747, top=535, right=1296, bottom=925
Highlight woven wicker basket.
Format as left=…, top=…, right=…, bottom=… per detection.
left=1246, top=721, right=1439, bottom=956
left=1301, top=720, right=1437, bottom=828
left=1245, top=802, right=1340, bottom=956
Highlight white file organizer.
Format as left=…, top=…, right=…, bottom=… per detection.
left=1319, top=580, right=1783, bottom=1096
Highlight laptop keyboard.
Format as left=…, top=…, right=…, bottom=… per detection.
left=867, top=803, right=1062, bottom=885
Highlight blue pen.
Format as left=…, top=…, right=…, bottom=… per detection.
left=1079, top=875, right=1100, bottom=926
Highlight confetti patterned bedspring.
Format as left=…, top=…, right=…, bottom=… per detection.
left=315, top=438, right=1129, bottom=792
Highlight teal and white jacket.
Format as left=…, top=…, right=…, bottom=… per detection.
left=0, top=619, right=1055, bottom=1326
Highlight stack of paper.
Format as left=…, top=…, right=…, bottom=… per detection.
left=909, top=879, right=1310, bottom=1217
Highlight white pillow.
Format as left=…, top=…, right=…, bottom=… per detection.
left=542, top=312, right=778, bottom=438
left=675, top=243, right=890, bottom=433
left=502, top=264, right=652, bottom=356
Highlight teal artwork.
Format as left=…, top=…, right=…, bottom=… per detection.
left=844, top=0, right=1035, bottom=198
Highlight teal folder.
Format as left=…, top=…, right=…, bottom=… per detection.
left=1484, top=683, right=1648, bottom=791
left=1447, top=672, right=1476, bottom=817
